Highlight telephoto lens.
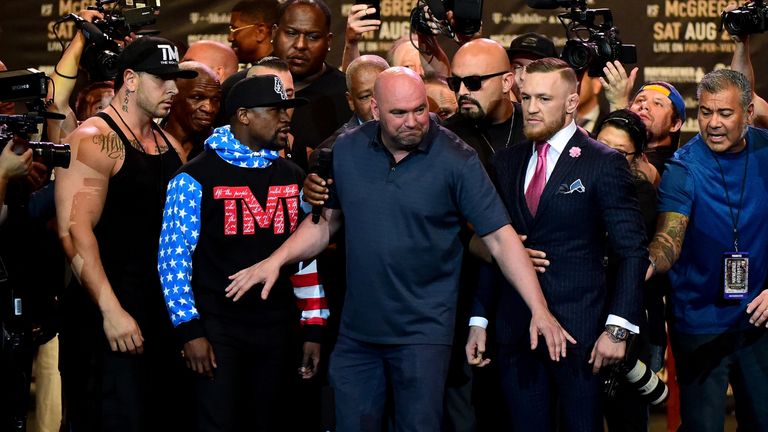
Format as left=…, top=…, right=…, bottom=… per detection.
left=622, top=359, right=669, bottom=406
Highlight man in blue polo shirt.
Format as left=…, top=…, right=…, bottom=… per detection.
left=225, top=66, right=574, bottom=432
left=648, top=69, right=768, bottom=431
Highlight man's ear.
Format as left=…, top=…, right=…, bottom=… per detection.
left=670, top=117, right=683, bottom=133
left=346, top=91, right=354, bottom=113
left=746, top=102, right=755, bottom=125
left=371, top=97, right=380, bottom=120
left=124, top=69, right=140, bottom=92
left=237, top=107, right=250, bottom=125
left=501, top=72, right=514, bottom=95
left=566, top=93, right=580, bottom=115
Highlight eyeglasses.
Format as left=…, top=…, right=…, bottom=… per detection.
left=228, top=24, right=258, bottom=36
left=446, top=71, right=507, bottom=92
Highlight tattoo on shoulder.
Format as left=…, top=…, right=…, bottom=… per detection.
left=92, top=133, right=125, bottom=160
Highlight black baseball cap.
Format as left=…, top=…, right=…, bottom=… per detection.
left=225, top=75, right=308, bottom=118
left=114, top=36, right=197, bottom=88
left=507, top=33, right=558, bottom=61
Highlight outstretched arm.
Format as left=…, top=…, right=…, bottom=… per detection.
left=481, top=224, right=576, bottom=361
left=226, top=207, right=343, bottom=301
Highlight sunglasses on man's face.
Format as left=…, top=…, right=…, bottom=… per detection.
left=446, top=71, right=507, bottom=92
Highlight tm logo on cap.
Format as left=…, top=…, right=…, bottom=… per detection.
left=158, top=44, right=180, bottom=65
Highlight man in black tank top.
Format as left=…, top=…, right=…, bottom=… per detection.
left=55, top=36, right=198, bottom=431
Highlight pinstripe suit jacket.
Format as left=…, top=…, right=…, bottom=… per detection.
left=474, top=128, right=648, bottom=350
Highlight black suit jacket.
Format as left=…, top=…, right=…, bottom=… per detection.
left=472, top=128, right=648, bottom=350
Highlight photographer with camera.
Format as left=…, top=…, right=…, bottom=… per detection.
left=54, top=36, right=197, bottom=431
left=646, top=68, right=768, bottom=432
left=1, top=132, right=65, bottom=432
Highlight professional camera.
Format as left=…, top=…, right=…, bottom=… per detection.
left=527, top=0, right=637, bottom=77
left=54, top=0, right=161, bottom=81
left=720, top=0, right=768, bottom=35
left=411, top=0, right=484, bottom=39
left=0, top=69, right=71, bottom=169
left=603, top=337, right=669, bottom=406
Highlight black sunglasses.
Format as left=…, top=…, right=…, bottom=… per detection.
left=446, top=71, right=507, bottom=92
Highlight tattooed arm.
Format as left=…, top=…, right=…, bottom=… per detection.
left=646, top=211, right=689, bottom=280
left=55, top=121, right=145, bottom=354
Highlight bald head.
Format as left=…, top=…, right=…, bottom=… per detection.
left=450, top=38, right=514, bottom=123
left=168, top=61, right=221, bottom=136
left=453, top=38, right=511, bottom=73
left=183, top=40, right=239, bottom=82
left=372, top=67, right=430, bottom=152
left=345, top=55, right=389, bottom=121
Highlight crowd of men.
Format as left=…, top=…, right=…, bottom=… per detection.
left=0, top=0, right=767, bottom=431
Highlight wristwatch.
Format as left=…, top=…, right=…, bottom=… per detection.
left=604, top=325, right=629, bottom=343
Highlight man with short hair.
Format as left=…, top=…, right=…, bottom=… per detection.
left=183, top=40, right=239, bottom=82
left=601, top=61, right=686, bottom=173
left=647, top=69, right=768, bottom=432
left=468, top=58, right=647, bottom=431
left=271, top=0, right=352, bottom=170
left=506, top=32, right=558, bottom=101
left=228, top=0, right=279, bottom=65
left=225, top=66, right=572, bottom=432
left=55, top=36, right=197, bottom=431
left=159, top=74, right=328, bottom=431
left=162, top=61, right=221, bottom=160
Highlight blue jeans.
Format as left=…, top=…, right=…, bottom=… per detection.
left=670, top=328, right=768, bottom=432
left=329, top=334, right=451, bottom=432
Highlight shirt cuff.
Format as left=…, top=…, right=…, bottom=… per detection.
left=299, top=189, right=313, bottom=215
left=469, top=316, right=488, bottom=329
left=606, top=314, right=640, bottom=334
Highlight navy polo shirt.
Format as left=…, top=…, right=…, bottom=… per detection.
left=327, top=118, right=510, bottom=345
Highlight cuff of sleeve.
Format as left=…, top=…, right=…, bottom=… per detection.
left=606, top=314, right=640, bottom=334
left=303, top=324, right=324, bottom=343
left=469, top=316, right=488, bottom=329
left=299, top=189, right=313, bottom=215
left=176, top=319, right=206, bottom=345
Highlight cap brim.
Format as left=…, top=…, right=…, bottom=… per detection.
left=506, top=48, right=555, bottom=62
left=146, top=66, right=198, bottom=80
left=266, top=97, right=309, bottom=109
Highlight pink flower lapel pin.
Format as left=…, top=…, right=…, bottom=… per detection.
left=569, top=147, right=582, bottom=158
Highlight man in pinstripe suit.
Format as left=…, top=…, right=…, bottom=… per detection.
left=467, top=58, right=648, bottom=431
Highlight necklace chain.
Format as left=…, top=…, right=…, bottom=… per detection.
left=109, top=103, right=162, bottom=155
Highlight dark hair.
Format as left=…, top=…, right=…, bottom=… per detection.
left=253, top=56, right=290, bottom=72
left=75, top=81, right=114, bottom=121
left=524, top=57, right=578, bottom=90
left=232, top=0, right=280, bottom=26
left=278, top=0, right=331, bottom=30
left=596, top=108, right=649, bottom=154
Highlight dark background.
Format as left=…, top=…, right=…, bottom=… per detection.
left=1, top=0, right=765, bottom=142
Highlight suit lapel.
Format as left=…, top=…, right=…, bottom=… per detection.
left=534, top=130, right=586, bottom=218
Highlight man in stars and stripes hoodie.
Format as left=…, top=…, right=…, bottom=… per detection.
left=157, top=75, right=329, bottom=431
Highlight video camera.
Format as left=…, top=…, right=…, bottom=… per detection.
left=55, top=0, right=160, bottom=81
left=411, top=0, right=483, bottom=39
left=0, top=69, right=71, bottom=169
left=527, top=0, right=637, bottom=77
left=720, top=0, right=768, bottom=35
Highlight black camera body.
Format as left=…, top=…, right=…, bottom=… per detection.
left=720, top=0, right=768, bottom=35
left=411, top=0, right=483, bottom=38
left=0, top=69, right=71, bottom=169
left=528, top=0, right=637, bottom=77
left=56, top=0, right=160, bottom=81
left=0, top=114, right=71, bottom=169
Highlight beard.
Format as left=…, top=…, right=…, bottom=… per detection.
left=523, top=109, right=567, bottom=142
left=458, top=95, right=486, bottom=120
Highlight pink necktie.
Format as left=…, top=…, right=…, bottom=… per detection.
left=525, top=141, right=550, bottom=216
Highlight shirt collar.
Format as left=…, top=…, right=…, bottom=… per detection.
left=533, top=120, right=578, bottom=155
